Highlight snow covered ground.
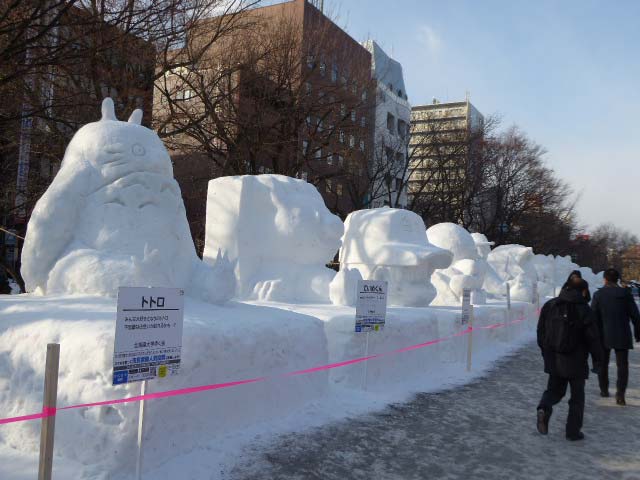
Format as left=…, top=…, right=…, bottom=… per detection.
left=0, top=294, right=536, bottom=479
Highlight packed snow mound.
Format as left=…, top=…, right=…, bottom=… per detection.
left=553, top=255, right=580, bottom=288
left=204, top=174, right=343, bottom=303
left=427, top=223, right=478, bottom=262
left=339, top=208, right=451, bottom=307
left=426, top=223, right=487, bottom=306
left=533, top=254, right=556, bottom=297
left=471, top=233, right=506, bottom=297
left=329, top=267, right=362, bottom=306
left=21, top=98, right=234, bottom=303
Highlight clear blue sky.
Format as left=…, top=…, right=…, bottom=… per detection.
left=320, top=0, right=640, bottom=237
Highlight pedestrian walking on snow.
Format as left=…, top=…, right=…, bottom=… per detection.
left=591, top=268, right=640, bottom=405
left=536, top=280, right=603, bottom=441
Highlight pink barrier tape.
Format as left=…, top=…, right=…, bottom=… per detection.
left=0, top=407, right=56, bottom=425
left=0, top=313, right=530, bottom=425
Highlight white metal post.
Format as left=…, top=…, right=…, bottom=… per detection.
left=466, top=306, right=474, bottom=372
left=362, top=332, right=370, bottom=391
left=135, top=380, right=147, bottom=480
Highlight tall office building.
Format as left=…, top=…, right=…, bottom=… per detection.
left=409, top=99, right=484, bottom=224
left=362, top=40, right=409, bottom=209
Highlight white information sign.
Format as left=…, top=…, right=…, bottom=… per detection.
left=355, top=280, right=388, bottom=333
left=461, top=288, right=472, bottom=325
left=113, top=287, right=184, bottom=385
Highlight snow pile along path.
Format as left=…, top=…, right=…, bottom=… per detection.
left=0, top=294, right=536, bottom=479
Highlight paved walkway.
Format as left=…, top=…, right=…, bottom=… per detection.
left=229, top=343, right=640, bottom=480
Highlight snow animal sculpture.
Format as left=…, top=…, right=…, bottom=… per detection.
left=471, top=232, right=506, bottom=297
left=532, top=254, right=555, bottom=297
left=204, top=174, right=344, bottom=303
left=21, top=98, right=235, bottom=303
left=329, top=267, right=363, bottom=306
left=339, top=207, right=452, bottom=307
left=426, top=223, right=488, bottom=305
left=487, top=244, right=538, bottom=302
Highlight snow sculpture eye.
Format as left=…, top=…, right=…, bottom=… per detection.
left=132, top=143, right=145, bottom=156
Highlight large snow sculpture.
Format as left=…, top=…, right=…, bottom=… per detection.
left=338, top=207, right=452, bottom=307
left=553, top=255, right=581, bottom=290
left=426, top=223, right=488, bottom=305
left=21, top=98, right=234, bottom=303
left=487, top=244, right=538, bottom=302
left=204, top=174, right=343, bottom=303
left=532, top=254, right=556, bottom=297
left=471, top=232, right=506, bottom=297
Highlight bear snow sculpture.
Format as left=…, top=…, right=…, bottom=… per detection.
left=338, top=207, right=452, bottom=307
left=204, top=174, right=343, bottom=303
left=21, top=98, right=234, bottom=303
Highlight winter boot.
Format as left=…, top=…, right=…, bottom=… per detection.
left=566, top=432, right=585, bottom=441
left=616, top=392, right=626, bottom=406
left=536, top=408, right=550, bottom=435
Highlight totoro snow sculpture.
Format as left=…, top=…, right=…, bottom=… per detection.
left=204, top=174, right=344, bottom=303
left=21, top=98, right=235, bottom=303
left=339, top=207, right=452, bottom=307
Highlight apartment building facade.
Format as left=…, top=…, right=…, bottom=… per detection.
left=408, top=99, right=484, bottom=225
left=0, top=5, right=155, bottom=278
left=362, top=40, right=410, bottom=209
left=154, top=0, right=376, bottom=246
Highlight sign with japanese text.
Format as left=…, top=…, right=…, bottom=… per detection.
left=355, top=280, right=388, bottom=333
left=461, top=288, right=472, bottom=325
left=112, top=287, right=184, bottom=385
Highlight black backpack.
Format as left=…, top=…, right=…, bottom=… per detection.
left=544, top=300, right=580, bottom=353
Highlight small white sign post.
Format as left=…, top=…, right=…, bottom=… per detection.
left=355, top=280, right=388, bottom=390
left=113, top=287, right=185, bottom=480
left=505, top=283, right=511, bottom=342
left=461, top=288, right=474, bottom=371
left=531, top=281, right=539, bottom=330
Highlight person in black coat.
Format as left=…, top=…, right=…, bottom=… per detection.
left=591, top=268, right=640, bottom=405
left=562, top=270, right=591, bottom=302
left=536, top=280, right=603, bottom=441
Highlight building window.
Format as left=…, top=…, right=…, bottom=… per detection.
left=359, top=140, right=365, bottom=151
left=397, top=119, right=407, bottom=139
left=319, top=61, right=326, bottom=76
left=307, top=54, right=314, bottom=69
left=301, top=171, right=308, bottom=181
left=360, top=116, right=366, bottom=127
left=305, top=82, right=312, bottom=95
left=328, top=154, right=334, bottom=165
left=352, top=83, right=357, bottom=94
left=395, top=152, right=404, bottom=164
left=395, top=177, right=402, bottom=191
left=362, top=90, right=367, bottom=102
left=338, top=155, right=344, bottom=167
left=349, top=135, right=355, bottom=148
left=340, top=103, right=346, bottom=118
left=336, top=183, right=343, bottom=196
left=331, top=64, right=338, bottom=83
left=302, top=140, right=308, bottom=154
left=315, top=148, right=322, bottom=160
left=339, top=130, right=345, bottom=143
left=326, top=178, right=333, bottom=191
left=387, top=112, right=395, bottom=133
left=350, top=110, right=356, bottom=122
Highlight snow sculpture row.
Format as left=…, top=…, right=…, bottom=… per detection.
left=21, top=98, right=604, bottom=307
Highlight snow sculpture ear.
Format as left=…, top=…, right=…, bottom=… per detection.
left=101, top=97, right=117, bottom=121
left=128, top=109, right=143, bottom=125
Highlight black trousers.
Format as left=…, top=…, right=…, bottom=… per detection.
left=598, top=349, right=629, bottom=394
left=538, top=375, right=585, bottom=437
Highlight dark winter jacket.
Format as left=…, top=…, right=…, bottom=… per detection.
left=537, top=289, right=603, bottom=379
left=591, top=285, right=640, bottom=350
